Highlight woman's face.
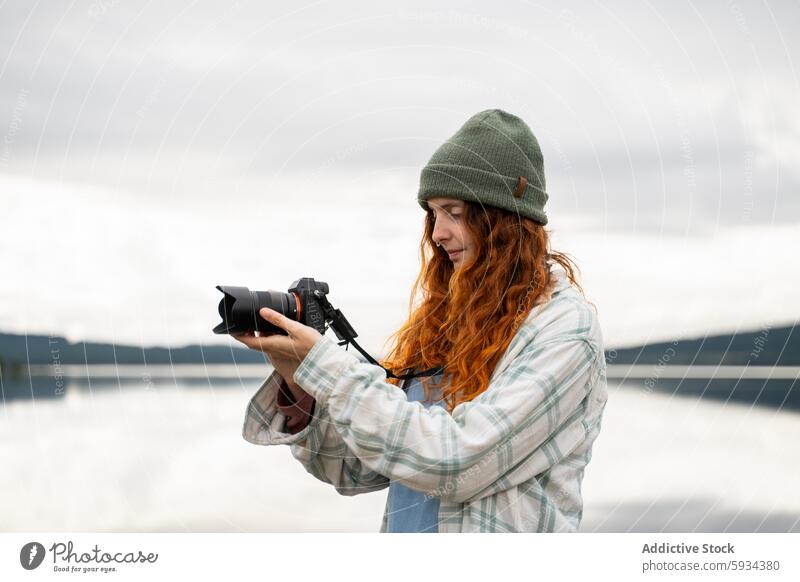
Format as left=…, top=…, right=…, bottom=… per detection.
left=428, top=197, right=474, bottom=268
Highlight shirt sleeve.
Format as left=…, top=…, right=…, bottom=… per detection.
left=292, top=329, right=602, bottom=504
left=241, top=369, right=390, bottom=496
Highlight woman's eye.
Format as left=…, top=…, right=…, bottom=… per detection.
left=431, top=211, right=461, bottom=220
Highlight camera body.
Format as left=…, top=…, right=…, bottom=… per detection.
left=213, top=277, right=330, bottom=336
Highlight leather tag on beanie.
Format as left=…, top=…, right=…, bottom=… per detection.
left=513, top=176, right=528, bottom=198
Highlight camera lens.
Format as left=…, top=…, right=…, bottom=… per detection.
left=213, top=285, right=299, bottom=335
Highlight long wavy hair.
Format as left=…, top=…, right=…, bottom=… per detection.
left=379, top=201, right=585, bottom=412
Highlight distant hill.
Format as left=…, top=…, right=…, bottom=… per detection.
left=0, top=331, right=371, bottom=378
left=1, top=323, right=796, bottom=370
left=604, top=322, right=799, bottom=412
left=606, top=323, right=798, bottom=366
left=0, top=332, right=268, bottom=369
left=1, top=324, right=797, bottom=409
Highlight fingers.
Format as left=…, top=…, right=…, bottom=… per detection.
left=232, top=330, right=288, bottom=358
left=231, top=308, right=301, bottom=356
left=232, top=332, right=264, bottom=349
left=259, top=307, right=296, bottom=334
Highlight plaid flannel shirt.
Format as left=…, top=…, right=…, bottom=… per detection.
left=242, top=266, right=608, bottom=532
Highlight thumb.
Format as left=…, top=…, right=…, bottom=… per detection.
left=259, top=307, right=294, bottom=332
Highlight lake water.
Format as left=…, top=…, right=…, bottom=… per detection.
left=1, top=370, right=799, bottom=532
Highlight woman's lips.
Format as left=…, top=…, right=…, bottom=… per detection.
left=448, top=249, right=463, bottom=260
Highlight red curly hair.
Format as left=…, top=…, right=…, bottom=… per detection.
left=379, top=201, right=585, bottom=412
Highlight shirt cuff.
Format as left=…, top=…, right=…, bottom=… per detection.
left=293, top=334, right=363, bottom=406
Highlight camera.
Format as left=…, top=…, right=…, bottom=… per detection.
left=213, top=277, right=330, bottom=336
left=213, top=277, right=442, bottom=381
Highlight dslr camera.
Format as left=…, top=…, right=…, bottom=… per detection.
left=213, top=277, right=354, bottom=338
left=213, top=277, right=442, bottom=381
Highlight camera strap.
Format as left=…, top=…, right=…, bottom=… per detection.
left=312, top=290, right=445, bottom=381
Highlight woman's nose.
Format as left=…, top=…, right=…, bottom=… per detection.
left=432, top=220, right=450, bottom=245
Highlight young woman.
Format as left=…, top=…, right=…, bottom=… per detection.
left=235, top=109, right=608, bottom=533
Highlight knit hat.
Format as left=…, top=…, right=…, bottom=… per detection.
left=417, top=109, right=549, bottom=225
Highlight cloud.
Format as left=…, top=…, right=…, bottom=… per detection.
left=1, top=172, right=797, bottom=350
left=1, top=0, right=798, bottom=345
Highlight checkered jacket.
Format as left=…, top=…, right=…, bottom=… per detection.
left=242, top=267, right=608, bottom=532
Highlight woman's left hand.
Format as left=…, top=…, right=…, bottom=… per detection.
left=231, top=308, right=323, bottom=375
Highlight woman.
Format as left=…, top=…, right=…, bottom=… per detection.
left=235, top=109, right=608, bottom=533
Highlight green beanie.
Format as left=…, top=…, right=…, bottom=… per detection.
left=417, top=109, right=549, bottom=225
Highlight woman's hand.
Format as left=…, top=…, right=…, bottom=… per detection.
left=231, top=308, right=323, bottom=395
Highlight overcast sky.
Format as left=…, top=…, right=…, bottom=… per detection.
left=1, top=0, right=798, bottom=352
